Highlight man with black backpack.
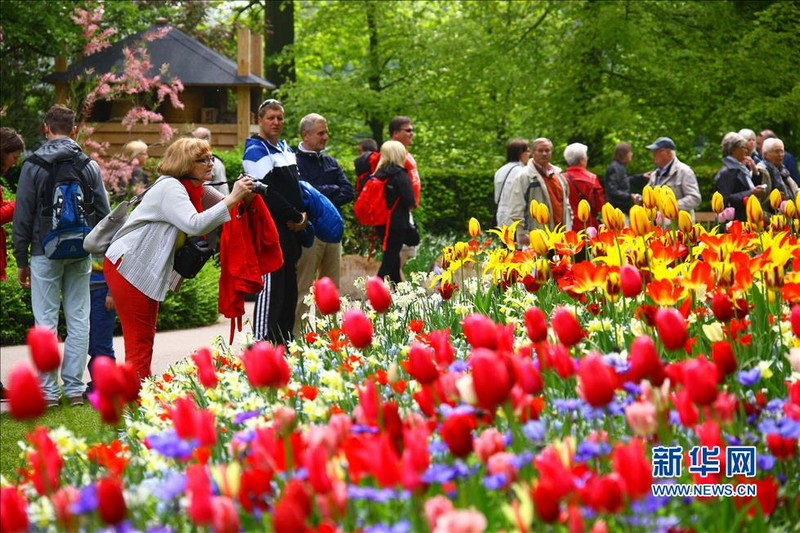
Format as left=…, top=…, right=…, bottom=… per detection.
left=12, top=104, right=110, bottom=407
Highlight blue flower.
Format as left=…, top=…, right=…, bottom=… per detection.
left=757, top=453, right=776, bottom=471
left=448, top=360, right=469, bottom=373
left=70, top=483, right=98, bottom=515
left=574, top=441, right=611, bottom=462
left=623, top=382, right=643, bottom=397
left=146, top=429, right=196, bottom=460
left=483, top=473, right=507, bottom=490
left=233, top=409, right=262, bottom=425
left=766, top=399, right=784, bottom=412
left=352, top=425, right=380, bottom=434
left=153, top=471, right=186, bottom=502
left=738, top=368, right=761, bottom=386
left=364, top=520, right=411, bottom=533
left=522, top=420, right=546, bottom=444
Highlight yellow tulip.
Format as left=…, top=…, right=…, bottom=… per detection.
left=784, top=199, right=796, bottom=218
left=658, top=188, right=679, bottom=220
left=468, top=217, right=481, bottom=237
left=711, top=191, right=724, bottom=214
left=642, top=185, right=657, bottom=209
left=577, top=199, right=591, bottom=223
left=535, top=202, right=551, bottom=226
left=746, top=194, right=763, bottom=227
left=602, top=203, right=624, bottom=231
left=769, top=188, right=782, bottom=210
left=629, top=205, right=652, bottom=236
left=528, top=229, right=550, bottom=256
left=678, top=210, right=693, bottom=233
left=529, top=199, right=540, bottom=220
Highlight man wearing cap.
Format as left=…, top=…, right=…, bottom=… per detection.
left=645, top=137, right=701, bottom=217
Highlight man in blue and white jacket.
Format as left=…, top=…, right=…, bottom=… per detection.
left=293, top=113, right=355, bottom=334
left=243, top=99, right=308, bottom=344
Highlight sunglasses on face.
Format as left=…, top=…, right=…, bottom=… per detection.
left=258, top=98, right=282, bottom=112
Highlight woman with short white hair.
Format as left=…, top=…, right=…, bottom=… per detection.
left=714, top=132, right=765, bottom=222
left=562, top=143, right=606, bottom=230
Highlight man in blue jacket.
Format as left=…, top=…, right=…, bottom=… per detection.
left=294, top=113, right=355, bottom=335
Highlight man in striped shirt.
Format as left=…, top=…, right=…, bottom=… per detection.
left=243, top=99, right=309, bottom=345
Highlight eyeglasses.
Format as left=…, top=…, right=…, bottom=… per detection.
left=258, top=98, right=282, bottom=111
left=403, top=128, right=414, bottom=133
left=195, top=157, right=214, bottom=165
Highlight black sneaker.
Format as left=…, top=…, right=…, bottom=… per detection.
left=0, top=382, right=6, bottom=402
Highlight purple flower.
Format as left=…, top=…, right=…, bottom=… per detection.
left=553, top=398, right=583, bottom=412
left=483, top=473, right=507, bottom=490
left=738, top=368, right=761, bottom=386
left=364, top=520, right=411, bottom=533
left=233, top=429, right=255, bottom=444
left=351, top=425, right=380, bottom=434
left=146, top=429, right=196, bottom=459
left=70, top=484, right=98, bottom=515
left=153, top=471, right=187, bottom=502
left=448, top=360, right=469, bottom=373
left=522, top=420, right=547, bottom=444
left=233, top=409, right=262, bottom=425
left=574, top=441, right=611, bottom=462
left=766, top=399, right=784, bottom=412
left=440, top=404, right=476, bottom=418
left=603, top=353, right=629, bottom=373
left=623, top=382, right=643, bottom=397
left=757, top=453, right=776, bottom=471
left=348, top=486, right=410, bottom=503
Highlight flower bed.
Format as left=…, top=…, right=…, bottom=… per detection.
left=2, top=187, right=799, bottom=532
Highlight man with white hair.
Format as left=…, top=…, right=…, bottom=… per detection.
left=191, top=127, right=229, bottom=195
left=738, top=128, right=759, bottom=165
left=524, top=137, right=572, bottom=233
left=758, top=137, right=797, bottom=201
left=645, top=136, right=701, bottom=217
left=562, top=143, right=606, bottom=230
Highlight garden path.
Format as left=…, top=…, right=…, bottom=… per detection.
left=0, top=302, right=256, bottom=413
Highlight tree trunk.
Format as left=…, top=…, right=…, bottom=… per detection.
left=365, top=1, right=384, bottom=145
left=265, top=0, right=295, bottom=88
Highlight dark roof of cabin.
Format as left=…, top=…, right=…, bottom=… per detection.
left=43, top=24, right=275, bottom=89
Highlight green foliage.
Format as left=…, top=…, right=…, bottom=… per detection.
left=216, top=147, right=244, bottom=181
left=0, top=406, right=103, bottom=479
left=416, top=167, right=496, bottom=234
left=156, top=260, right=221, bottom=332
left=0, top=252, right=34, bottom=346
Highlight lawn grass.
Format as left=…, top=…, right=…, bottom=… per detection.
left=0, top=405, right=104, bottom=480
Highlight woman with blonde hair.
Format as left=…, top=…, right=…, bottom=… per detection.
left=104, top=137, right=255, bottom=379
left=375, top=140, right=417, bottom=283
left=122, top=139, right=150, bottom=193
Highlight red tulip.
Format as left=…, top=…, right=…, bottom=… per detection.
left=357, top=379, right=380, bottom=426
left=187, top=465, right=213, bottom=526
left=462, top=314, right=498, bottom=349
left=428, top=328, right=455, bottom=367
left=192, top=348, right=218, bottom=389
left=513, top=357, right=543, bottom=396
left=532, top=480, right=561, bottom=523
left=792, top=305, right=800, bottom=337
left=672, top=388, right=699, bottom=427
left=28, top=427, right=63, bottom=496
left=551, top=307, right=583, bottom=347
left=171, top=396, right=198, bottom=439
left=683, top=356, right=718, bottom=405
left=242, top=342, right=290, bottom=389
left=611, top=437, right=652, bottom=500
left=710, top=292, right=734, bottom=322
left=628, top=335, right=664, bottom=385
left=118, top=363, right=141, bottom=403
left=97, top=477, right=126, bottom=525
left=655, top=308, right=687, bottom=351
left=578, top=353, right=616, bottom=407
left=710, top=341, right=736, bottom=382
left=27, top=326, right=60, bottom=373
left=441, top=412, right=476, bottom=458
left=620, top=265, right=642, bottom=298
left=470, top=348, right=512, bottom=411
left=212, top=496, right=240, bottom=533
left=92, top=357, right=123, bottom=396
left=765, top=434, right=797, bottom=460
left=524, top=306, right=548, bottom=342
left=735, top=476, right=778, bottom=517
left=342, top=309, right=373, bottom=349
left=7, top=362, right=46, bottom=420
left=366, top=276, right=392, bottom=313
left=408, top=343, right=438, bottom=384
left=194, top=409, right=217, bottom=448
left=585, top=474, right=625, bottom=513
left=0, top=487, right=28, bottom=533
left=307, top=445, right=333, bottom=494
left=273, top=480, right=311, bottom=533
left=313, top=277, right=340, bottom=315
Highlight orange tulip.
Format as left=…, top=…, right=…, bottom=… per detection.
left=711, top=191, right=724, bottom=214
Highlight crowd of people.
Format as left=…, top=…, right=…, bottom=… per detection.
left=0, top=102, right=424, bottom=404
left=494, top=130, right=800, bottom=245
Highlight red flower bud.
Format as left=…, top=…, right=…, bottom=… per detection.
left=27, top=326, right=60, bottom=373
left=441, top=412, right=476, bottom=458
left=192, top=348, right=218, bottom=389
left=611, top=437, right=652, bottom=500
left=683, top=356, right=718, bottom=406
left=313, top=277, right=340, bottom=315
left=579, top=353, right=616, bottom=407
left=524, top=306, right=548, bottom=342
left=7, top=362, right=45, bottom=420
left=342, top=309, right=374, bottom=349
left=513, top=357, right=543, bottom=396
left=366, top=276, right=392, bottom=313
left=765, top=434, right=797, bottom=460
left=408, top=343, right=438, bottom=384
left=242, top=342, right=291, bottom=389
left=97, top=477, right=126, bottom=525
left=792, top=305, right=800, bottom=337
left=92, top=357, right=123, bottom=396
left=118, top=363, right=142, bottom=403
left=461, top=314, right=498, bottom=350
left=628, top=335, right=664, bottom=385
left=710, top=340, right=736, bottom=382
left=655, top=308, right=687, bottom=351
left=0, top=487, right=28, bottom=533
left=620, top=265, right=642, bottom=298
left=551, top=307, right=583, bottom=347
left=711, top=292, right=734, bottom=323
left=470, top=348, right=512, bottom=411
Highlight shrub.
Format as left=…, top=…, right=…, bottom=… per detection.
left=0, top=251, right=34, bottom=346
left=156, top=261, right=221, bottom=332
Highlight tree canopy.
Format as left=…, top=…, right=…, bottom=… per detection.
left=1, top=0, right=798, bottom=173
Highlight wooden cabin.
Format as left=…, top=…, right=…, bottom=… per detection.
left=44, top=21, right=274, bottom=158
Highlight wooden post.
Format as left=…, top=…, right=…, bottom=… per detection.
left=251, top=34, right=263, bottom=78
left=237, top=28, right=252, bottom=147
left=54, top=56, right=68, bottom=104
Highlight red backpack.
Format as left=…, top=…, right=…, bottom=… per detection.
left=353, top=174, right=398, bottom=226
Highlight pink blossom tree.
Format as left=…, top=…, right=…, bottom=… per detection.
left=71, top=5, right=184, bottom=197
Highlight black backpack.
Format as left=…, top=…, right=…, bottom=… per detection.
left=27, top=153, right=96, bottom=259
